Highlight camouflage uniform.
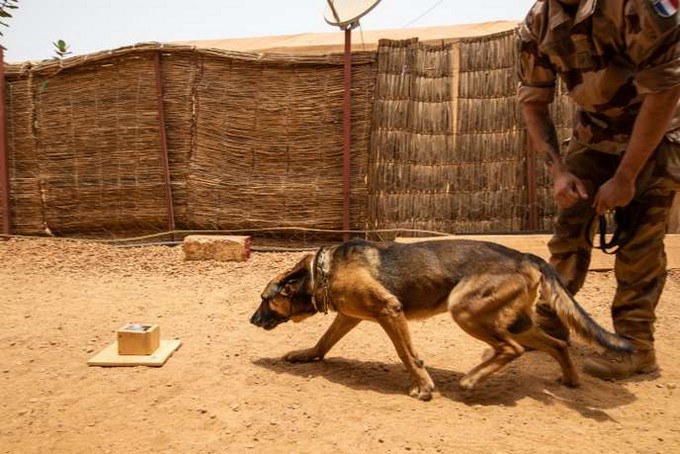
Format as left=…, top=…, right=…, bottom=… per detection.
left=517, top=0, right=680, bottom=352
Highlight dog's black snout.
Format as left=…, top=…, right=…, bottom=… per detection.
left=250, top=305, right=263, bottom=326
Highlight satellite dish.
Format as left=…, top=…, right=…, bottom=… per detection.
left=324, top=0, right=382, bottom=30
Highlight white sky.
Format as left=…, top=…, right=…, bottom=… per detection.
left=1, top=0, right=536, bottom=63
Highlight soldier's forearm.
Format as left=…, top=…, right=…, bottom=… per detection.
left=521, top=102, right=565, bottom=176
left=617, top=85, right=680, bottom=182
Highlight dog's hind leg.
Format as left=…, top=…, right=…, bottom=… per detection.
left=376, top=297, right=435, bottom=401
left=449, top=277, right=531, bottom=389
left=458, top=337, right=524, bottom=390
left=284, top=313, right=361, bottom=363
left=514, top=327, right=580, bottom=387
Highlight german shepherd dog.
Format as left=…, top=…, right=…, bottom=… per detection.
left=250, top=239, right=632, bottom=401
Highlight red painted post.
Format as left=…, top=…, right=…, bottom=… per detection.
left=342, top=28, right=351, bottom=242
left=154, top=51, right=176, bottom=234
left=0, top=47, right=10, bottom=236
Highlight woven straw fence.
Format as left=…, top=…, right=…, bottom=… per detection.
left=5, top=62, right=40, bottom=234
left=2, top=34, right=572, bottom=240
left=5, top=52, right=167, bottom=235
left=2, top=44, right=375, bottom=238
left=184, top=54, right=374, bottom=232
left=367, top=31, right=573, bottom=236
left=369, top=33, right=520, bottom=235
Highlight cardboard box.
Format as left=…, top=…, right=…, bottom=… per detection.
left=117, top=324, right=160, bottom=355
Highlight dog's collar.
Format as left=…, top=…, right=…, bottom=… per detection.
left=310, top=246, right=333, bottom=314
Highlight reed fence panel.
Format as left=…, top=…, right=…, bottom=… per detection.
left=2, top=35, right=574, bottom=240
left=36, top=53, right=168, bottom=235
left=5, top=53, right=169, bottom=236
left=5, top=70, right=43, bottom=234
left=368, top=32, right=534, bottom=236
left=184, top=55, right=375, bottom=233
left=3, top=45, right=376, bottom=240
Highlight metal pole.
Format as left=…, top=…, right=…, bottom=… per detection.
left=0, top=47, right=11, bottom=236
left=342, top=28, right=352, bottom=242
left=154, top=51, right=176, bottom=233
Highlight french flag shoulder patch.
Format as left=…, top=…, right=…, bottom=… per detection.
left=649, top=0, right=678, bottom=18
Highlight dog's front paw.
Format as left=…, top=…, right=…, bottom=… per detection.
left=409, top=384, right=434, bottom=401
left=284, top=348, right=322, bottom=363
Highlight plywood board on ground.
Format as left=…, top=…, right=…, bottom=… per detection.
left=395, top=234, right=680, bottom=270
left=87, top=339, right=182, bottom=367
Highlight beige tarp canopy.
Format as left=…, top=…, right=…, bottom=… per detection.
left=175, top=20, right=518, bottom=54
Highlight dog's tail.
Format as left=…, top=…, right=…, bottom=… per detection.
left=529, top=254, right=633, bottom=353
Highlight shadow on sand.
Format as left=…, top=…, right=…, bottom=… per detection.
left=253, top=351, right=639, bottom=422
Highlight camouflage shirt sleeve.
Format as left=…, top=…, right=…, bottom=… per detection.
left=516, top=4, right=557, bottom=104
left=626, top=0, right=680, bottom=94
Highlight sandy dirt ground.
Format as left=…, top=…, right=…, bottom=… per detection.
left=1, top=237, right=680, bottom=454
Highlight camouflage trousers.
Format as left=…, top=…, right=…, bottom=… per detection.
left=545, top=138, right=680, bottom=351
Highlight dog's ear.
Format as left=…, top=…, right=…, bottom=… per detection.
left=279, top=275, right=303, bottom=297
left=279, top=258, right=312, bottom=295
left=263, top=254, right=313, bottom=300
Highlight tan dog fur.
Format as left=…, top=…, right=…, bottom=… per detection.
left=250, top=239, right=632, bottom=400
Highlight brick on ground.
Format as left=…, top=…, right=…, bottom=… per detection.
left=182, top=235, right=251, bottom=262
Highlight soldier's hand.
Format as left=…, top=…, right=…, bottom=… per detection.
left=554, top=170, right=588, bottom=208
left=593, top=174, right=635, bottom=215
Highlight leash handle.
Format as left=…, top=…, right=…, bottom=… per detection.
left=585, top=213, right=622, bottom=255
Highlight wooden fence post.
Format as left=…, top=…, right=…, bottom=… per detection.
left=0, top=47, right=11, bottom=236
left=154, top=51, right=176, bottom=234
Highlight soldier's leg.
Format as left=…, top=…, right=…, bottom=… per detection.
left=540, top=143, right=618, bottom=340
left=584, top=139, right=680, bottom=379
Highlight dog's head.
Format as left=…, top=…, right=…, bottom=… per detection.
left=250, top=254, right=318, bottom=330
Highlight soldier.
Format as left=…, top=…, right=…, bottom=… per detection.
left=517, top=0, right=680, bottom=379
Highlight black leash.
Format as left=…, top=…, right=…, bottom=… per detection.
left=585, top=201, right=642, bottom=255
